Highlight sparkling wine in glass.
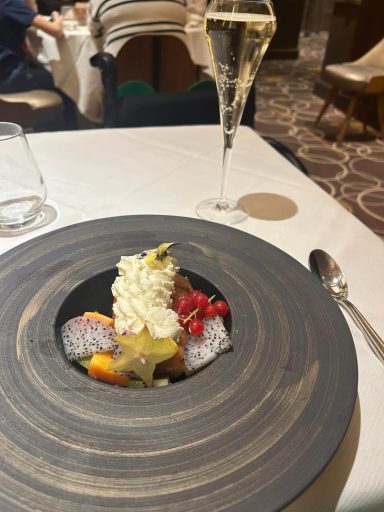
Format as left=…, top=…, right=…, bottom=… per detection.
left=196, top=0, right=276, bottom=224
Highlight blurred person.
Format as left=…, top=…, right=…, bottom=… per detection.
left=0, top=0, right=63, bottom=92
left=0, top=0, right=78, bottom=128
left=73, top=1, right=88, bottom=25
left=88, top=0, right=187, bottom=57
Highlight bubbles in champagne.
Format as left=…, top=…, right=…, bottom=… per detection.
left=205, top=11, right=276, bottom=145
left=216, top=62, right=255, bottom=137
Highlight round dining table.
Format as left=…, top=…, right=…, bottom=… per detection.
left=0, top=125, right=383, bottom=511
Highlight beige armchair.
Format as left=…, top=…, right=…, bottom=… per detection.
left=0, top=90, right=64, bottom=132
left=315, top=38, right=384, bottom=144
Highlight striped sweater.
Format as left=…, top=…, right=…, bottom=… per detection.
left=89, top=0, right=188, bottom=56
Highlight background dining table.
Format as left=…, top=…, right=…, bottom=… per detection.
left=0, top=125, right=383, bottom=511
left=27, top=24, right=212, bottom=124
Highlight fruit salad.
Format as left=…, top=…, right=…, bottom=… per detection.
left=61, top=243, right=232, bottom=387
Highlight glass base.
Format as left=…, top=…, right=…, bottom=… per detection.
left=0, top=204, right=57, bottom=237
left=196, top=197, right=248, bottom=225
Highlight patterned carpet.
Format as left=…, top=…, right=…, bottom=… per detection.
left=254, top=33, right=384, bottom=241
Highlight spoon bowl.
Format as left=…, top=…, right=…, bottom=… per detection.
left=309, top=249, right=384, bottom=365
left=308, top=249, right=348, bottom=301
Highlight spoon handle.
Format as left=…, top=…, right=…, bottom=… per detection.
left=340, top=299, right=384, bottom=365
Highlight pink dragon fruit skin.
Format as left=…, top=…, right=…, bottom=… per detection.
left=61, top=316, right=117, bottom=361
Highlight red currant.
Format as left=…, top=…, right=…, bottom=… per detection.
left=196, top=308, right=205, bottom=320
left=214, top=300, right=229, bottom=317
left=204, top=304, right=217, bottom=318
left=176, top=297, right=194, bottom=314
left=193, top=292, right=209, bottom=309
left=178, top=315, right=190, bottom=329
left=189, top=318, right=204, bottom=336
left=188, top=290, right=201, bottom=301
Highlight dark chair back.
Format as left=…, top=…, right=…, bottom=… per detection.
left=116, top=85, right=256, bottom=128
left=90, top=34, right=256, bottom=129
left=262, top=136, right=308, bottom=175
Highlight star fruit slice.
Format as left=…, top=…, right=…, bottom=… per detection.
left=108, top=327, right=178, bottom=387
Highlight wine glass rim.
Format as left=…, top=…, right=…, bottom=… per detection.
left=206, top=0, right=276, bottom=15
left=0, top=122, right=23, bottom=142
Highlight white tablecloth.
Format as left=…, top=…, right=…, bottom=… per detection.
left=1, top=126, right=383, bottom=511
left=28, top=26, right=103, bottom=122
left=27, top=26, right=211, bottom=123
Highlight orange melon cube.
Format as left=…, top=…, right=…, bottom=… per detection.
left=83, top=311, right=114, bottom=327
left=88, top=350, right=130, bottom=386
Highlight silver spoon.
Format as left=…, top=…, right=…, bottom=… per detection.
left=309, top=249, right=384, bottom=365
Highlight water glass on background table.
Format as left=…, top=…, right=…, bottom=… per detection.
left=61, top=5, right=78, bottom=30
left=0, top=123, right=47, bottom=231
left=196, top=0, right=276, bottom=224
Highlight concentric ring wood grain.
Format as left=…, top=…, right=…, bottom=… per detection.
left=0, top=215, right=358, bottom=512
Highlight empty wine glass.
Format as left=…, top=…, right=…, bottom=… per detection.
left=61, top=5, right=78, bottom=30
left=0, top=123, right=47, bottom=231
left=196, top=0, right=276, bottom=224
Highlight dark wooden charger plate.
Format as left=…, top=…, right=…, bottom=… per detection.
left=0, top=215, right=357, bottom=512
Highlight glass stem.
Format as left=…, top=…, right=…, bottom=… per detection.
left=219, top=144, right=233, bottom=207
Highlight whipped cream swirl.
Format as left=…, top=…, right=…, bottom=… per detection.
left=112, top=252, right=182, bottom=340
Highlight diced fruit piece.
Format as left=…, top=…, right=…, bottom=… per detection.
left=204, top=304, right=217, bottom=318
left=127, top=379, right=146, bottom=388
left=108, top=327, right=178, bottom=387
left=76, top=355, right=92, bottom=369
left=189, top=318, right=204, bottom=336
left=61, top=316, right=117, bottom=361
left=153, top=378, right=170, bottom=387
left=172, top=274, right=193, bottom=305
left=214, top=300, right=229, bottom=317
left=88, top=351, right=130, bottom=386
left=83, top=311, right=114, bottom=326
left=184, top=316, right=232, bottom=371
left=174, top=274, right=193, bottom=294
left=155, top=345, right=186, bottom=378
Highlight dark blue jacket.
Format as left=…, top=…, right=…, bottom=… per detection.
left=0, top=0, right=37, bottom=80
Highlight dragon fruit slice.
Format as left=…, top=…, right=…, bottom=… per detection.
left=184, top=316, right=232, bottom=371
left=61, top=316, right=117, bottom=361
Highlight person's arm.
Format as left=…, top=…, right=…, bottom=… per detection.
left=31, top=10, right=63, bottom=38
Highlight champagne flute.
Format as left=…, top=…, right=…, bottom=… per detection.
left=196, top=0, right=276, bottom=224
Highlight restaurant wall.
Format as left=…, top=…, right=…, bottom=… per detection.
left=265, top=0, right=306, bottom=59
